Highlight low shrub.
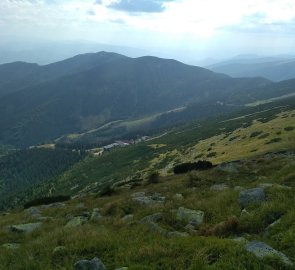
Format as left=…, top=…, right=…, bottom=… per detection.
left=173, top=160, right=214, bottom=174
left=24, top=195, right=70, bottom=208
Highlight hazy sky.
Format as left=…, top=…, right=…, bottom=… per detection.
left=1, top=0, right=295, bottom=62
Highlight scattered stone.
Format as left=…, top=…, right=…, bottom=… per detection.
left=258, top=183, right=274, bottom=189
left=240, top=209, right=250, bottom=218
left=238, top=188, right=266, bottom=208
left=52, top=246, right=68, bottom=264
left=131, top=192, right=146, bottom=198
left=2, top=243, right=21, bottom=249
left=245, top=241, right=293, bottom=266
left=53, top=246, right=67, bottom=255
left=140, top=213, right=162, bottom=224
left=143, top=221, right=168, bottom=236
left=65, top=216, right=88, bottom=228
left=10, top=222, right=42, bottom=233
left=74, top=257, right=106, bottom=270
left=76, top=203, right=86, bottom=209
left=132, top=192, right=165, bottom=207
left=90, top=208, right=102, bottom=222
left=210, top=184, right=229, bottom=191
left=173, top=193, right=184, bottom=200
left=25, top=207, right=41, bottom=218
left=42, top=202, right=66, bottom=209
left=121, top=214, right=134, bottom=222
left=217, top=162, right=239, bottom=173
left=176, top=207, right=204, bottom=226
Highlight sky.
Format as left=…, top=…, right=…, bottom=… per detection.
left=1, top=0, right=295, bottom=63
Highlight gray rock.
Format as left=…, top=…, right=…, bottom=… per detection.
left=258, top=183, right=274, bottom=189
left=140, top=213, right=162, bottom=224
left=65, top=216, right=87, bottom=228
left=238, top=188, right=265, bottom=208
left=53, top=246, right=67, bottom=255
left=74, top=257, right=106, bottom=270
left=25, top=207, right=41, bottom=218
left=2, top=243, right=21, bottom=249
left=173, top=193, right=184, bottom=200
left=76, top=203, right=86, bottom=209
left=245, top=241, right=293, bottom=266
left=217, top=162, right=239, bottom=173
left=121, top=214, right=134, bottom=222
left=240, top=209, right=250, bottom=218
left=143, top=222, right=168, bottom=236
left=42, top=202, right=66, bottom=209
left=10, top=222, right=42, bottom=233
left=210, top=184, right=229, bottom=191
left=90, top=209, right=102, bottom=222
left=132, top=193, right=165, bottom=207
left=176, top=207, right=204, bottom=226
left=131, top=192, right=146, bottom=198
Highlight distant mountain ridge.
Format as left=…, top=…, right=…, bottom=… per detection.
left=208, top=57, right=295, bottom=81
left=0, top=52, right=294, bottom=147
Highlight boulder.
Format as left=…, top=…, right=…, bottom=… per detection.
left=10, top=222, right=42, bottom=233
left=210, top=184, right=229, bottom=191
left=74, top=257, right=106, bottom=270
left=245, top=241, right=293, bottom=266
left=65, top=216, right=87, bottom=228
left=176, top=207, right=204, bottom=226
left=238, top=188, right=265, bottom=208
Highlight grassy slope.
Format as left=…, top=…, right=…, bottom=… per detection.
left=0, top=99, right=295, bottom=269
left=0, top=145, right=295, bottom=269
left=40, top=99, right=295, bottom=198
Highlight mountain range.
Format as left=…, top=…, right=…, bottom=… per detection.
left=208, top=56, right=295, bottom=81
left=0, top=52, right=295, bottom=148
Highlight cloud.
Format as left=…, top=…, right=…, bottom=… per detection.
left=101, top=0, right=174, bottom=13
